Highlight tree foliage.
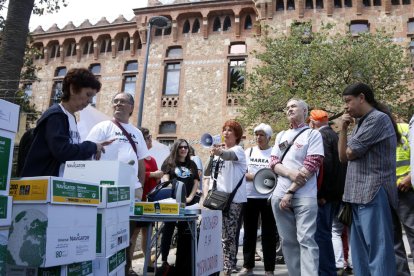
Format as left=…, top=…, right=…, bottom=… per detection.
left=238, top=22, right=413, bottom=132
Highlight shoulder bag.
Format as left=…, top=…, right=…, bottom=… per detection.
left=203, top=157, right=244, bottom=213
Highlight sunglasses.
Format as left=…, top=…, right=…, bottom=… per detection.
left=178, top=146, right=188, bottom=150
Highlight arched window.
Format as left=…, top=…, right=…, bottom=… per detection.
left=183, top=20, right=190, bottom=33
left=89, top=64, right=101, bottom=75
left=213, top=17, right=221, bottom=32
left=306, top=0, right=313, bottom=9
left=50, top=44, right=60, bottom=58
left=276, top=0, right=285, bottom=10
left=66, top=42, right=76, bottom=57
left=192, top=19, right=200, bottom=33
left=363, top=0, right=370, bottom=6
left=244, top=15, right=252, bottom=30
left=344, top=0, right=352, bottom=7
left=159, top=121, right=177, bottom=134
left=334, top=0, right=342, bottom=7
left=373, top=0, right=381, bottom=5
left=349, top=20, right=369, bottom=35
left=164, top=26, right=172, bottom=35
left=167, top=47, right=183, bottom=58
left=100, top=39, right=111, bottom=53
left=287, top=0, right=295, bottom=10
left=392, top=0, right=400, bottom=4
left=83, top=40, right=93, bottom=55
left=118, top=37, right=130, bottom=51
left=223, top=16, right=232, bottom=31
left=316, top=0, right=324, bottom=8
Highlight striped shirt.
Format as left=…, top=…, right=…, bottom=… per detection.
left=343, top=109, right=398, bottom=209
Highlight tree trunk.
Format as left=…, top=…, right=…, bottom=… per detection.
left=0, top=0, right=35, bottom=102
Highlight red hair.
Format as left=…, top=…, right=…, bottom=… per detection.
left=222, top=120, right=243, bottom=144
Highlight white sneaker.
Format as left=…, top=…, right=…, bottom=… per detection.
left=237, top=268, right=254, bottom=276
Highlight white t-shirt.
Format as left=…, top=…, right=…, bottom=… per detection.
left=59, top=104, right=81, bottom=177
left=271, top=127, right=324, bottom=198
left=245, top=146, right=273, bottom=198
left=191, top=155, right=203, bottom=189
left=86, top=120, right=149, bottom=189
left=209, top=145, right=247, bottom=203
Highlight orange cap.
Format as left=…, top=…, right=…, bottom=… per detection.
left=309, top=110, right=328, bottom=122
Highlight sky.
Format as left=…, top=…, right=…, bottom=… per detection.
left=16, top=0, right=147, bottom=31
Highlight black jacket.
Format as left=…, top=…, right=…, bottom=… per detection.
left=318, top=126, right=346, bottom=202
left=21, top=104, right=97, bottom=177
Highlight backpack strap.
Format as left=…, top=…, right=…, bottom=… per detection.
left=111, top=119, right=137, bottom=155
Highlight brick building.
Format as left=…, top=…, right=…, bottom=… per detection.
left=25, top=0, right=414, bottom=159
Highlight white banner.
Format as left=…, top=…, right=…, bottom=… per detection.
left=197, top=210, right=223, bottom=276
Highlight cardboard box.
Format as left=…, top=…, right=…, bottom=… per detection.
left=99, top=186, right=130, bottom=209
left=63, top=161, right=135, bottom=187
left=0, top=228, right=9, bottom=276
left=134, top=202, right=180, bottom=216
left=0, top=99, right=20, bottom=133
left=6, top=261, right=93, bottom=276
left=93, top=248, right=126, bottom=276
left=0, top=130, right=15, bottom=196
left=9, top=177, right=100, bottom=206
left=7, top=204, right=97, bottom=267
left=0, top=196, right=12, bottom=227
left=96, top=205, right=129, bottom=257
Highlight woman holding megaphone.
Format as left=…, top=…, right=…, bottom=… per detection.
left=204, top=120, right=247, bottom=276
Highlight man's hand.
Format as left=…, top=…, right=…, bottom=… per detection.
left=318, top=198, right=327, bottom=206
left=340, top=112, right=353, bottom=130
left=279, top=193, right=293, bottom=210
left=398, top=181, right=412, bottom=192
left=151, top=170, right=164, bottom=179
left=288, top=170, right=308, bottom=186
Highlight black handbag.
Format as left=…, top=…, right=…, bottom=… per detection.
left=203, top=157, right=244, bottom=212
left=337, top=202, right=352, bottom=226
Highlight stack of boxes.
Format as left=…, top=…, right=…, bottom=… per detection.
left=0, top=100, right=20, bottom=276
left=7, top=176, right=100, bottom=275
left=64, top=161, right=134, bottom=275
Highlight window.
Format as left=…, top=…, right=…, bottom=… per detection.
left=213, top=17, right=221, bottom=32
left=403, top=0, right=411, bottom=4
left=276, top=0, right=284, bottom=11
left=229, top=43, right=246, bottom=54
left=125, top=61, right=138, bottom=71
left=192, top=19, right=200, bottom=33
left=334, top=0, right=342, bottom=7
left=66, top=42, right=76, bottom=57
left=122, top=76, right=137, bottom=97
left=55, top=67, right=67, bottom=77
left=392, top=0, right=399, bottom=4
left=244, top=15, right=253, bottom=30
left=287, top=0, right=296, bottom=10
left=363, top=0, right=370, bottom=6
left=223, top=16, right=232, bottom=31
left=89, top=64, right=101, bottom=75
left=183, top=20, right=190, bottom=33
left=344, top=0, right=352, bottom=7
left=50, top=81, right=63, bottom=106
left=100, top=39, right=112, bottom=53
left=167, top=47, right=183, bottom=58
left=373, top=0, right=381, bottom=5
left=159, top=121, right=176, bottom=134
left=349, top=21, right=369, bottom=35
left=118, top=37, right=131, bottom=52
left=83, top=40, right=94, bottom=55
left=50, top=44, right=60, bottom=58
left=164, top=63, right=181, bottom=95
left=306, top=0, right=313, bottom=9
left=164, top=26, right=172, bottom=36
left=228, top=60, right=246, bottom=92
left=23, top=83, right=33, bottom=99
left=316, top=0, right=324, bottom=8
left=408, top=19, right=414, bottom=33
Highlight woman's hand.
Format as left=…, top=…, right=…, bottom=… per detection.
left=210, top=144, right=223, bottom=156
left=95, top=139, right=115, bottom=160
left=279, top=193, right=293, bottom=210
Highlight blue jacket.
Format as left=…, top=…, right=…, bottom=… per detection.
left=21, top=104, right=97, bottom=177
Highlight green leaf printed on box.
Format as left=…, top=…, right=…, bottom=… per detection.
left=0, top=196, right=8, bottom=219
left=67, top=261, right=93, bottom=276
left=0, top=136, right=11, bottom=191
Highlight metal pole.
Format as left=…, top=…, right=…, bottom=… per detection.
left=137, top=23, right=152, bottom=127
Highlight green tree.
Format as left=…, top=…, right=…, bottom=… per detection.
left=239, top=22, right=413, bottom=131
left=0, top=0, right=67, bottom=103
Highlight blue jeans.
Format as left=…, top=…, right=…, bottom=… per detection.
left=315, top=201, right=337, bottom=276
left=272, top=196, right=319, bottom=276
left=350, top=187, right=396, bottom=276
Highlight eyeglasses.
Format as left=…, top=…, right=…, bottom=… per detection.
left=112, top=98, right=133, bottom=105
left=144, top=134, right=152, bottom=141
left=178, top=146, right=188, bottom=150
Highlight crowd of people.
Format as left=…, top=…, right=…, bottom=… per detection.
left=18, top=67, right=414, bottom=276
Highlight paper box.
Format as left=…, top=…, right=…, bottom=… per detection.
left=6, top=261, right=93, bottom=276
left=0, top=228, right=9, bottom=276
left=0, top=130, right=15, bottom=196
left=9, top=177, right=100, bottom=206
left=99, top=186, right=130, bottom=209
left=96, top=205, right=129, bottom=257
left=93, top=248, right=126, bottom=276
left=0, top=196, right=12, bottom=227
left=63, top=161, right=135, bottom=187
left=134, top=202, right=180, bottom=216
left=7, top=203, right=97, bottom=267
left=0, top=99, right=20, bottom=133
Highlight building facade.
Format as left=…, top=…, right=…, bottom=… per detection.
left=26, top=0, right=414, bottom=159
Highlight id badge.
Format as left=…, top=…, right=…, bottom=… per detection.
left=279, top=140, right=289, bottom=151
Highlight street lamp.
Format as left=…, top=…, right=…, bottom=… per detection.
left=137, top=16, right=171, bottom=127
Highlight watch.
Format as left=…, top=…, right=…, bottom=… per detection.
left=287, top=189, right=295, bottom=195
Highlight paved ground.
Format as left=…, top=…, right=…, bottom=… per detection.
left=131, top=232, right=414, bottom=275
